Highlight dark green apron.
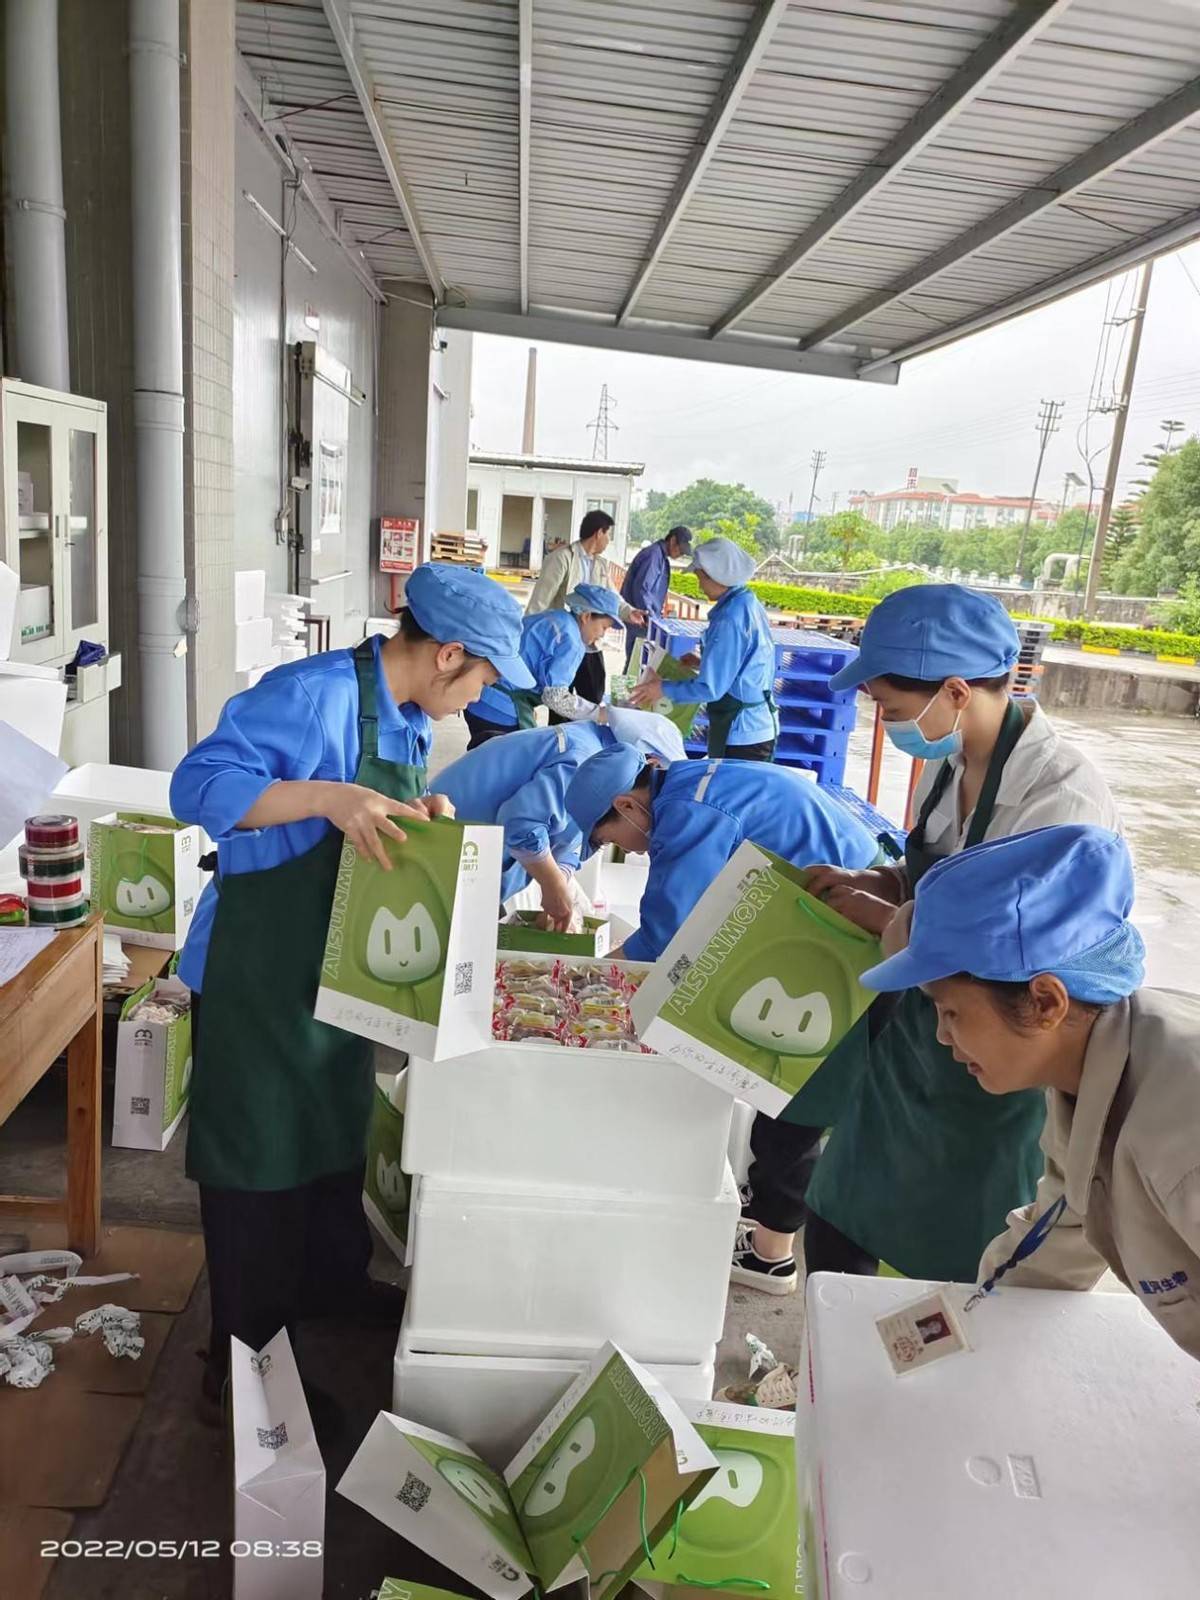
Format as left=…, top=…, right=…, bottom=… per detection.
left=706, top=689, right=779, bottom=758
left=186, top=640, right=427, bottom=1192
left=505, top=686, right=542, bottom=731
left=802, top=699, right=1047, bottom=1282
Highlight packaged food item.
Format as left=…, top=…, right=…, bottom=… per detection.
left=498, top=960, right=550, bottom=985
left=0, top=894, right=26, bottom=925
left=578, top=1001, right=629, bottom=1022
left=505, top=993, right=559, bottom=1018
left=507, top=1012, right=564, bottom=1043
left=573, top=984, right=625, bottom=1007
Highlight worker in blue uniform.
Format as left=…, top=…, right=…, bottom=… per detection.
left=435, top=709, right=684, bottom=928
left=564, top=742, right=879, bottom=964
left=629, top=537, right=778, bottom=760
left=620, top=524, right=693, bottom=668
left=465, top=584, right=623, bottom=749
left=170, top=562, right=530, bottom=1426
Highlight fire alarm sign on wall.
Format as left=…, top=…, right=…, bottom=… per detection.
left=380, top=517, right=421, bottom=574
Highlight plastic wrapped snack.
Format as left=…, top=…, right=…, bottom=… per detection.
left=507, top=1010, right=564, bottom=1043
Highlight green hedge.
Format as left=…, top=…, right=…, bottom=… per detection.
left=668, top=575, right=1200, bottom=659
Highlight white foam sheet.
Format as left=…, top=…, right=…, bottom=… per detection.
left=802, top=1272, right=1200, bottom=1599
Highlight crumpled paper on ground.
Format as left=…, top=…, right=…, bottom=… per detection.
left=74, top=1303, right=145, bottom=1361
left=0, top=1325, right=73, bottom=1389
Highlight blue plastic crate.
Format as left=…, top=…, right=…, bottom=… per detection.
left=824, top=785, right=907, bottom=853
left=647, top=616, right=706, bottom=660
left=773, top=695, right=859, bottom=733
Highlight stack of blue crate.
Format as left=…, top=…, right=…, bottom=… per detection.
left=644, top=618, right=859, bottom=785
left=823, top=785, right=907, bottom=855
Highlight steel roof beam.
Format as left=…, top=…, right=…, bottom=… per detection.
left=711, top=0, right=1071, bottom=338
left=435, top=305, right=898, bottom=383
left=518, top=0, right=532, bottom=314
left=803, top=71, right=1200, bottom=352
left=616, top=0, right=790, bottom=326
left=320, top=0, right=446, bottom=300
left=858, top=205, right=1200, bottom=374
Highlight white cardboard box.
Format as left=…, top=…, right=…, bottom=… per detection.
left=802, top=1272, right=1200, bottom=1599
left=231, top=1329, right=325, bottom=1599
left=391, top=1337, right=716, bottom=1466
left=235, top=569, right=267, bottom=624
left=235, top=616, right=275, bottom=671
left=0, top=670, right=67, bottom=755
left=405, top=1166, right=739, bottom=1364
left=403, top=1041, right=732, bottom=1200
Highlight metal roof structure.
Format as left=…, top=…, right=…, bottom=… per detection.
left=470, top=450, right=646, bottom=474
left=237, top=0, right=1200, bottom=384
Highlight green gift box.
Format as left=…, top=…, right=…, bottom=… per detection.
left=314, top=816, right=504, bottom=1060
left=630, top=841, right=879, bottom=1118
left=498, top=911, right=612, bottom=958
left=89, top=811, right=203, bottom=950
left=112, top=976, right=193, bottom=1151
left=377, top=1586, right=481, bottom=1600
left=632, top=1402, right=803, bottom=1600
left=338, top=1342, right=718, bottom=1600
left=646, top=649, right=700, bottom=739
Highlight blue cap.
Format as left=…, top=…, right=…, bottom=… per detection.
left=688, top=537, right=756, bottom=587
left=828, top=584, right=1019, bottom=692
left=565, top=743, right=647, bottom=848
left=565, top=584, right=622, bottom=622
left=862, top=826, right=1145, bottom=1004
left=405, top=563, right=534, bottom=688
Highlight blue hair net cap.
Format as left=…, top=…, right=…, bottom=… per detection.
left=405, top=562, right=534, bottom=687
left=862, top=825, right=1144, bottom=1004
left=565, top=583, right=622, bottom=621
left=688, top=537, right=756, bottom=587
left=829, top=583, right=1020, bottom=692
left=565, top=743, right=647, bottom=850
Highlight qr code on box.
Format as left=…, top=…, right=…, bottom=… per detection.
left=454, top=961, right=473, bottom=996
left=395, top=1471, right=431, bottom=1512
left=667, top=954, right=692, bottom=986
left=257, top=1421, right=288, bottom=1451
left=130, top=1096, right=151, bottom=1117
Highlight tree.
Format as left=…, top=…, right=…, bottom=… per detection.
left=1101, top=504, right=1138, bottom=582
left=858, top=569, right=926, bottom=599
left=1161, top=576, right=1200, bottom=634
left=696, top=514, right=763, bottom=559
left=824, top=510, right=876, bottom=570
left=655, top=479, right=780, bottom=550
left=1110, top=437, right=1200, bottom=595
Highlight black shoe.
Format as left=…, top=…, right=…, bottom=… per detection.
left=730, top=1222, right=798, bottom=1297
left=195, top=1350, right=229, bottom=1428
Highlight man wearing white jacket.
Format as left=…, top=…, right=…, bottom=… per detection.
left=526, top=510, right=645, bottom=717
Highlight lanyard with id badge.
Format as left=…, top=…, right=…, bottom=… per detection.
left=875, top=1195, right=1069, bottom=1376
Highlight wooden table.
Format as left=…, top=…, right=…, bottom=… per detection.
left=0, top=914, right=103, bottom=1256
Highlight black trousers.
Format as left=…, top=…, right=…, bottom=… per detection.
left=723, top=740, right=776, bottom=762
left=192, top=996, right=372, bottom=1374
left=746, top=1113, right=879, bottom=1275
left=464, top=708, right=513, bottom=749
left=550, top=649, right=605, bottom=724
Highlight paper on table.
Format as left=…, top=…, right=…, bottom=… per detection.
left=0, top=926, right=56, bottom=987
left=0, top=719, right=67, bottom=850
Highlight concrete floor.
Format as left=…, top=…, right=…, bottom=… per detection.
left=3, top=672, right=1196, bottom=1596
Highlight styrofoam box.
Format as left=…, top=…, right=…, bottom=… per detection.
left=234, top=569, right=267, bottom=625
left=392, top=1323, right=716, bottom=1466
left=0, top=669, right=67, bottom=756
left=235, top=616, right=275, bottom=671
left=728, top=1098, right=754, bottom=1189
left=52, top=763, right=174, bottom=829
left=803, top=1273, right=1200, bottom=1599
left=405, top=1165, right=739, bottom=1364
left=403, top=1041, right=732, bottom=1199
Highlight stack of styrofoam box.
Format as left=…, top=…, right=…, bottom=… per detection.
left=801, top=1272, right=1200, bottom=1597
left=234, top=570, right=279, bottom=692
left=396, top=954, right=739, bottom=1465
left=267, top=591, right=311, bottom=667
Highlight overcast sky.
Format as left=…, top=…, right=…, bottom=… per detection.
left=468, top=241, right=1200, bottom=518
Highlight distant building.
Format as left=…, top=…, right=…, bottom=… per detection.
left=851, top=468, right=1056, bottom=532
left=466, top=452, right=644, bottom=571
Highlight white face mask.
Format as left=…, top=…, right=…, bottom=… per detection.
left=884, top=690, right=964, bottom=761
left=365, top=904, right=442, bottom=985
left=619, top=797, right=652, bottom=852
left=729, top=977, right=834, bottom=1056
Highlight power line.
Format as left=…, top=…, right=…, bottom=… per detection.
left=802, top=450, right=827, bottom=559
left=587, top=384, right=618, bottom=461
left=1017, top=398, right=1063, bottom=574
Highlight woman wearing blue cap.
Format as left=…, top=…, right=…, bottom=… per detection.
left=170, top=562, right=531, bottom=1422
left=738, top=584, right=1120, bottom=1293
left=435, top=711, right=685, bottom=928
left=864, top=825, right=1199, bottom=1360
left=464, top=584, right=624, bottom=749
left=629, top=536, right=778, bottom=760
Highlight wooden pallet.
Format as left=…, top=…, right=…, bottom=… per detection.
left=430, top=532, right=487, bottom=565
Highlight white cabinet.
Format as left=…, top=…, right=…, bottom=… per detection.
left=0, top=379, right=108, bottom=668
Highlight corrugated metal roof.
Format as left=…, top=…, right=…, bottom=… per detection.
left=237, top=0, right=1200, bottom=380
left=470, top=450, right=645, bottom=474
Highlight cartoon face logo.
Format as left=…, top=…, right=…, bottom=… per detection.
left=438, top=1459, right=508, bottom=1520
left=115, top=873, right=173, bottom=918
left=689, top=1449, right=763, bottom=1514
left=365, top=904, right=442, bottom=985
left=375, top=1155, right=407, bottom=1216
left=522, top=1416, right=596, bottom=1518
left=729, top=978, right=832, bottom=1056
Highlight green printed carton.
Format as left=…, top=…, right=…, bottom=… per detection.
left=377, top=1586, right=482, bottom=1600
left=645, top=647, right=700, bottom=740
left=498, top=911, right=612, bottom=958
left=630, top=841, right=879, bottom=1118
left=314, top=816, right=503, bottom=1061
left=633, top=1402, right=804, bottom=1600
left=112, top=977, right=193, bottom=1151
left=338, top=1343, right=718, bottom=1600
left=363, top=1070, right=409, bottom=1263
left=89, top=812, right=203, bottom=950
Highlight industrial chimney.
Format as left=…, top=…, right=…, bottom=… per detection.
left=521, top=347, right=537, bottom=455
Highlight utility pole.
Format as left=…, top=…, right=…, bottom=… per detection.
left=587, top=383, right=618, bottom=460
left=1084, top=259, right=1153, bottom=617
left=1017, top=398, right=1063, bottom=575
left=1059, top=470, right=1083, bottom=520
left=803, top=449, right=826, bottom=559
left=521, top=347, right=537, bottom=454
